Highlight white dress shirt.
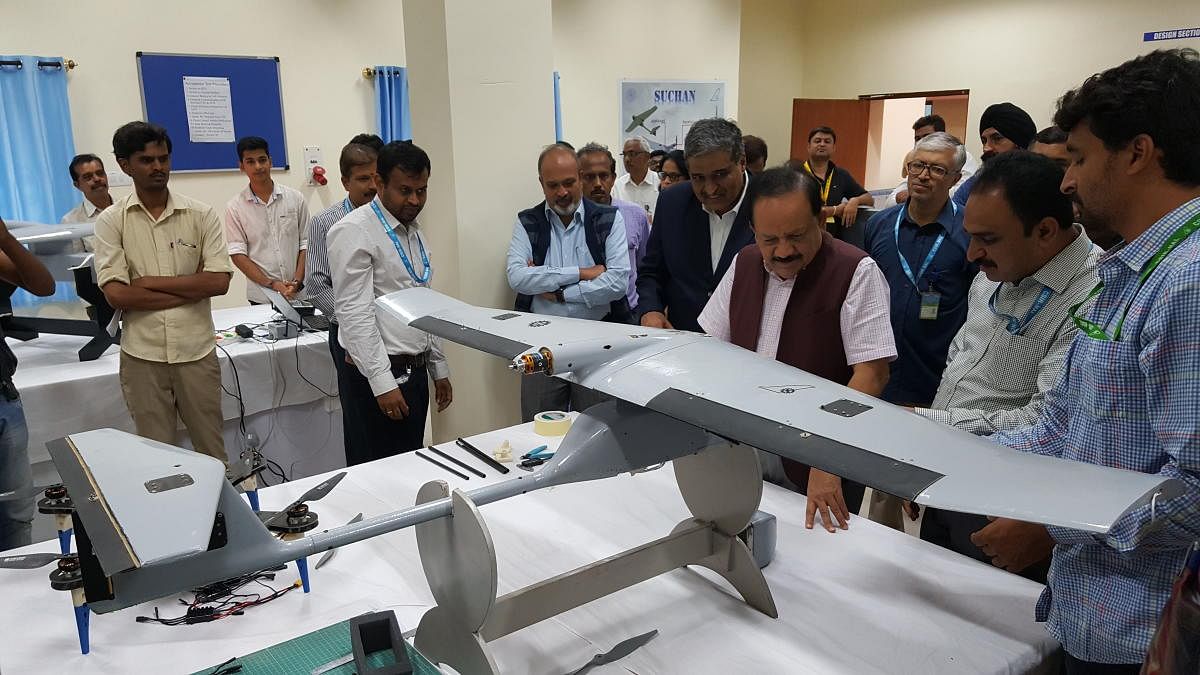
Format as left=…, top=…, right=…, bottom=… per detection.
left=698, top=256, right=897, bottom=366
left=224, top=182, right=309, bottom=304
left=60, top=197, right=109, bottom=223
left=703, top=173, right=750, bottom=271
left=613, top=171, right=660, bottom=217
left=327, top=197, right=449, bottom=396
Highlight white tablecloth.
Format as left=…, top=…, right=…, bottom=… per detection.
left=0, top=420, right=1059, bottom=674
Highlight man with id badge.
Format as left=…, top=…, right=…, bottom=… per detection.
left=909, top=151, right=1101, bottom=576
left=94, top=122, right=236, bottom=463
left=328, top=141, right=453, bottom=466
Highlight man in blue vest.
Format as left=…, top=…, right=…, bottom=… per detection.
left=506, top=143, right=630, bottom=422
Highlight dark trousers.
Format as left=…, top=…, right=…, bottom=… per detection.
left=781, top=462, right=867, bottom=515
left=341, top=354, right=429, bottom=467
left=519, top=373, right=609, bottom=423
left=1062, top=653, right=1141, bottom=675
left=327, top=323, right=354, bottom=463
left=920, top=507, right=1050, bottom=584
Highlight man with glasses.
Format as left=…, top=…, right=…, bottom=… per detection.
left=613, top=138, right=660, bottom=218
left=883, top=115, right=979, bottom=207
left=637, top=118, right=754, bottom=333
left=907, top=151, right=1101, bottom=569
left=577, top=142, right=650, bottom=312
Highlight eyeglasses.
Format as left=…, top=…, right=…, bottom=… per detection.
left=621, top=151, right=648, bottom=158
left=660, top=172, right=684, bottom=181
left=906, top=161, right=950, bottom=179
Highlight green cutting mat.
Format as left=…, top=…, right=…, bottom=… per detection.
left=191, top=618, right=442, bottom=675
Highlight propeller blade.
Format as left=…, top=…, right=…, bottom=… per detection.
left=0, top=484, right=58, bottom=503
left=0, top=552, right=65, bottom=569
left=314, top=513, right=363, bottom=570
left=262, top=472, right=348, bottom=528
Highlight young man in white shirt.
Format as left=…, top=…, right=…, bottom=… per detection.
left=224, top=136, right=309, bottom=305
left=327, top=141, right=453, bottom=466
left=60, top=154, right=114, bottom=223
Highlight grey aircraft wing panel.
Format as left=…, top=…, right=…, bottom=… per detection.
left=376, top=288, right=1179, bottom=535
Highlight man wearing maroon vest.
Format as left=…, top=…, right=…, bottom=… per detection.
left=699, top=167, right=896, bottom=532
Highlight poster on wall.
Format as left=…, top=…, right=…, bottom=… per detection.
left=619, top=80, right=725, bottom=156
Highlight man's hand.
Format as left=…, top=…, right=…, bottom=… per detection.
left=375, top=387, right=409, bottom=420
left=640, top=311, right=673, bottom=329
left=434, top=378, right=453, bottom=412
left=272, top=279, right=297, bottom=300
left=901, top=500, right=920, bottom=520
left=841, top=204, right=861, bottom=227
left=970, top=518, right=1054, bottom=573
left=820, top=206, right=837, bottom=220
left=896, top=190, right=909, bottom=204
left=579, top=264, right=606, bottom=281
left=538, top=292, right=559, bottom=303
left=805, top=468, right=850, bottom=533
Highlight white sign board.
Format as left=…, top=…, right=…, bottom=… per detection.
left=181, top=76, right=235, bottom=143
left=619, top=80, right=725, bottom=156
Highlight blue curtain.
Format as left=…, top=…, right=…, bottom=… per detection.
left=374, top=66, right=412, bottom=143
left=554, top=71, right=563, bottom=142
left=0, top=56, right=77, bottom=223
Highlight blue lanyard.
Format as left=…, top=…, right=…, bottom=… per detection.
left=342, top=198, right=352, bottom=214
left=370, top=200, right=431, bottom=284
left=989, top=283, right=1053, bottom=335
left=894, top=205, right=952, bottom=290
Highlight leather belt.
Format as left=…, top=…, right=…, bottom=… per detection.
left=388, top=352, right=428, bottom=369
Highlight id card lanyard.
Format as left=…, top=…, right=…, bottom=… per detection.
left=805, top=161, right=835, bottom=223
left=894, top=205, right=954, bottom=320
left=370, top=200, right=432, bottom=285
left=990, top=284, right=1053, bottom=335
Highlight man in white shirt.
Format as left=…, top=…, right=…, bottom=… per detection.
left=699, top=166, right=895, bottom=533
left=224, top=136, right=309, bottom=305
left=613, top=137, right=661, bottom=218
left=328, top=141, right=453, bottom=465
left=61, top=154, right=114, bottom=223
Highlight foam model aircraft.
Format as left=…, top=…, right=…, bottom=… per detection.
left=4, top=287, right=1180, bottom=656
left=624, top=105, right=659, bottom=136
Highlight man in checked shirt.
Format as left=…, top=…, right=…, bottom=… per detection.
left=983, top=49, right=1200, bottom=673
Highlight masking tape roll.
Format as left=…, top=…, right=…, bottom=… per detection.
left=533, top=410, right=572, bottom=436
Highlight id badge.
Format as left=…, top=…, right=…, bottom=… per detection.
left=919, top=292, right=941, bottom=320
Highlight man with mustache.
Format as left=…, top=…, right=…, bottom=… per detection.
left=637, top=118, right=755, bottom=333
left=93, top=122, right=235, bottom=463
left=576, top=142, right=650, bottom=312
left=328, top=141, right=453, bottom=464
left=951, top=102, right=1037, bottom=210
left=698, top=167, right=894, bottom=532
left=909, top=151, right=1101, bottom=573
left=507, top=143, right=630, bottom=422
left=305, top=136, right=381, bottom=466
left=61, top=153, right=114, bottom=223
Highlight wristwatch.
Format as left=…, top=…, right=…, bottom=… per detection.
left=555, top=288, right=565, bottom=303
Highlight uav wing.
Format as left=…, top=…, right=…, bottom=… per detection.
left=378, top=288, right=1180, bottom=535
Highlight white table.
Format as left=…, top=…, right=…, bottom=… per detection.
left=8, top=306, right=344, bottom=540
left=0, top=420, right=1060, bottom=674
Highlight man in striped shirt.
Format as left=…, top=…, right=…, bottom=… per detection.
left=305, top=136, right=381, bottom=461
left=991, top=49, right=1200, bottom=672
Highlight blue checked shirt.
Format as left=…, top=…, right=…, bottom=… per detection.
left=994, top=196, right=1200, bottom=663
left=304, top=199, right=354, bottom=318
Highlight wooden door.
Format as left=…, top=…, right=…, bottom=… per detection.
left=790, top=98, right=871, bottom=185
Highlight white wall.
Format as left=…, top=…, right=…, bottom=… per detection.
left=738, top=0, right=804, bottom=167
left=552, top=0, right=742, bottom=157
left=4, top=0, right=406, bottom=308
left=867, top=97, right=925, bottom=191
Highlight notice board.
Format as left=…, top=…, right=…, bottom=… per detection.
left=136, top=52, right=288, bottom=172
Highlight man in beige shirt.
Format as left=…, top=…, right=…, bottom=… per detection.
left=93, top=122, right=235, bottom=461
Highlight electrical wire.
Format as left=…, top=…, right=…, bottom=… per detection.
left=135, top=566, right=299, bottom=626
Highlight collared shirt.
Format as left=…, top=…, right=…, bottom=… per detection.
left=863, top=199, right=977, bottom=405
left=224, top=182, right=309, bottom=304
left=703, top=173, right=750, bottom=272
left=994, top=197, right=1200, bottom=663
left=882, top=150, right=981, bottom=209
left=612, top=198, right=650, bottom=310
left=802, top=160, right=867, bottom=209
left=916, top=228, right=1100, bottom=434
left=93, top=190, right=235, bottom=363
left=697, top=257, right=897, bottom=365
left=613, top=170, right=660, bottom=217
left=505, top=200, right=630, bottom=320
left=327, top=197, right=449, bottom=396
left=60, top=197, right=110, bottom=223
left=304, top=198, right=354, bottom=318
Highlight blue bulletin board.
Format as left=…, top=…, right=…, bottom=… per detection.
left=136, top=52, right=288, bottom=172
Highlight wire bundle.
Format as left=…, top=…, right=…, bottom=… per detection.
left=135, top=567, right=299, bottom=626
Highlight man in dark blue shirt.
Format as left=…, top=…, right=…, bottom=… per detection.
left=864, top=132, right=977, bottom=406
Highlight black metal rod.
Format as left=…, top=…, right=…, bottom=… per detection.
left=427, top=446, right=486, bottom=478
left=456, top=437, right=510, bottom=474
left=414, top=451, right=468, bottom=481
left=36, top=61, right=63, bottom=70
left=0, top=60, right=22, bottom=69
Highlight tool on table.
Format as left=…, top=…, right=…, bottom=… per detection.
left=310, top=652, right=353, bottom=675
left=350, top=610, right=412, bottom=675
left=563, top=629, right=659, bottom=675
left=493, top=440, right=513, bottom=463
left=521, top=444, right=553, bottom=460
left=533, top=410, right=572, bottom=436
left=518, top=456, right=547, bottom=469
left=415, top=451, right=469, bottom=480
left=455, top=437, right=510, bottom=474
left=427, top=445, right=486, bottom=478
left=208, top=656, right=243, bottom=675
left=314, top=513, right=364, bottom=570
